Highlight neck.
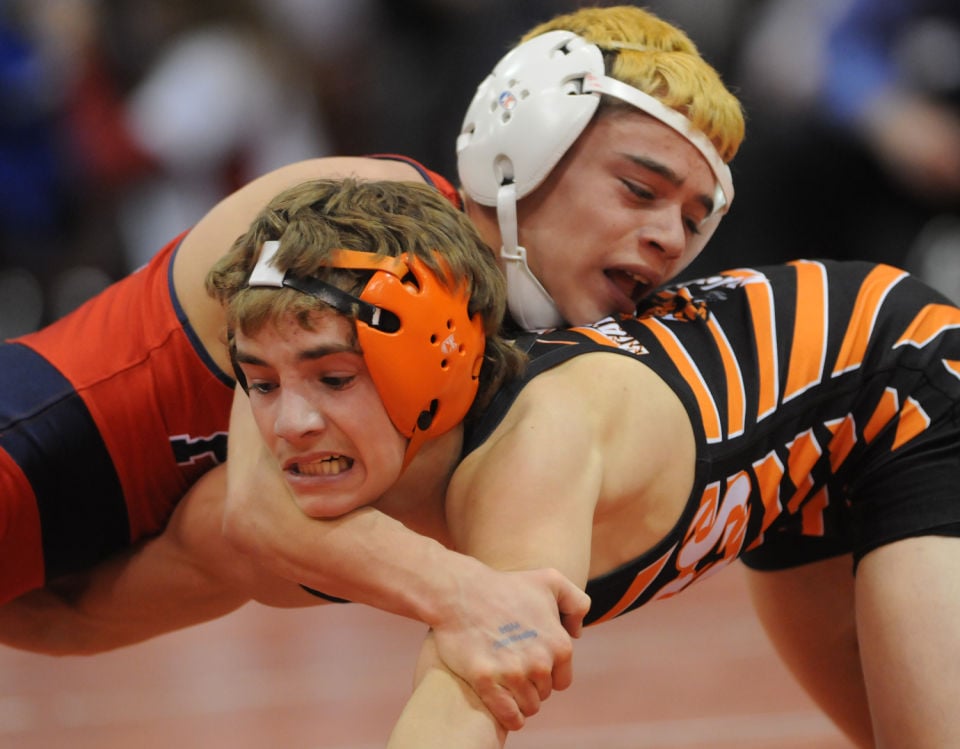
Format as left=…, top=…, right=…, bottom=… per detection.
left=374, top=426, right=463, bottom=546
left=461, top=194, right=504, bottom=270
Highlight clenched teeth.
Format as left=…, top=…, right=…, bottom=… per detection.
left=295, top=455, right=353, bottom=476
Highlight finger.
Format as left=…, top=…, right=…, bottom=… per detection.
left=561, top=609, right=584, bottom=639
left=531, top=673, right=553, bottom=702
left=505, top=676, right=542, bottom=718
left=552, top=650, right=574, bottom=692
left=513, top=657, right=554, bottom=702
left=495, top=651, right=554, bottom=715
left=555, top=582, right=590, bottom=638
left=477, top=682, right=525, bottom=731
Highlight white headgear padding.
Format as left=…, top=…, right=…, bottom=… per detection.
left=457, top=31, right=605, bottom=205
left=456, top=30, right=735, bottom=331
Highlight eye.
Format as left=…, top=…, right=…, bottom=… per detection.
left=620, top=179, right=654, bottom=202
left=247, top=379, right=277, bottom=396
left=684, top=216, right=703, bottom=236
left=321, top=375, right=356, bottom=390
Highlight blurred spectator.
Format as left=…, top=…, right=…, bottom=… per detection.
left=705, top=0, right=960, bottom=297
left=73, top=0, right=332, bottom=273
left=326, top=0, right=585, bottom=178
left=819, top=0, right=960, bottom=299
left=0, top=3, right=72, bottom=335
left=820, top=0, right=960, bottom=204
left=0, top=0, right=336, bottom=333
left=11, top=0, right=957, bottom=335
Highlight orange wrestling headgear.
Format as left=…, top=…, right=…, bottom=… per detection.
left=246, top=240, right=485, bottom=466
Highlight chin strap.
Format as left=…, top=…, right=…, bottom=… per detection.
left=496, top=182, right=564, bottom=331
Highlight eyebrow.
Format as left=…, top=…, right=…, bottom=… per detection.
left=623, top=153, right=715, bottom=214
left=234, top=342, right=360, bottom=367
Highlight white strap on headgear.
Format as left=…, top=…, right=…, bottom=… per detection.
left=248, top=240, right=285, bottom=287
left=495, top=72, right=735, bottom=331
left=496, top=183, right=564, bottom=331
left=582, top=73, right=734, bottom=216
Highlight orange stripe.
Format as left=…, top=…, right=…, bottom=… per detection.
left=783, top=260, right=828, bottom=402
left=640, top=318, right=722, bottom=442
left=746, top=452, right=785, bottom=549
left=706, top=316, right=746, bottom=438
left=864, top=387, right=899, bottom=443
left=893, top=396, right=930, bottom=451
left=824, top=415, right=857, bottom=472
left=785, top=429, right=823, bottom=513
left=588, top=544, right=676, bottom=626
left=740, top=275, right=778, bottom=420
left=800, top=486, right=829, bottom=537
left=832, top=265, right=907, bottom=377
left=893, top=303, right=960, bottom=349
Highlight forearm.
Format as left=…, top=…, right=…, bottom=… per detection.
left=225, top=394, right=589, bottom=731
left=388, top=635, right=506, bottom=749
left=224, top=489, right=488, bottom=628
left=0, top=556, right=248, bottom=656
left=0, top=585, right=91, bottom=655
left=225, top=398, right=482, bottom=627
left=0, top=468, right=254, bottom=655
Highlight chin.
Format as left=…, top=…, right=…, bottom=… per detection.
left=291, top=493, right=360, bottom=520
left=564, top=306, right=605, bottom=328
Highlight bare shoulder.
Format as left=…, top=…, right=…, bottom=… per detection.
left=492, top=350, right=696, bottom=574
left=172, top=156, right=427, bottom=372
left=461, top=350, right=692, bottom=491
left=515, top=350, right=684, bottom=435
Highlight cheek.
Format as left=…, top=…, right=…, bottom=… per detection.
left=249, top=403, right=277, bottom=446
left=359, top=407, right=408, bottom=470
left=361, top=430, right=407, bottom=498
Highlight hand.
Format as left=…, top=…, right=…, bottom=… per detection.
left=429, top=564, right=590, bottom=731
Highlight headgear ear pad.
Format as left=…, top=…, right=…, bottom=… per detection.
left=349, top=252, right=485, bottom=443
left=246, top=243, right=486, bottom=448
left=457, top=30, right=604, bottom=205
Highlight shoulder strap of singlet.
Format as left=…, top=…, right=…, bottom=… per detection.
left=368, top=153, right=463, bottom=210
left=463, top=329, right=637, bottom=457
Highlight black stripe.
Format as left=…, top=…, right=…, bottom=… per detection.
left=0, top=343, right=129, bottom=580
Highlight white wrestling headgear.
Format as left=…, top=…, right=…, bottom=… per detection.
left=457, top=30, right=735, bottom=331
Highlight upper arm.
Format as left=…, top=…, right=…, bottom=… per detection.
left=446, top=351, right=682, bottom=585
left=446, top=354, right=632, bottom=587
left=174, top=155, right=426, bottom=372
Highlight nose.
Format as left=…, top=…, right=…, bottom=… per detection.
left=641, top=205, right=686, bottom=261
left=273, top=387, right=326, bottom=443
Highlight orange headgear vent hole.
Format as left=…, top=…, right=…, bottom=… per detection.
left=352, top=252, right=485, bottom=448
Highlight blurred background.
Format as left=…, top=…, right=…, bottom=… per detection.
left=1, top=0, right=958, bottom=339
left=3, top=1, right=958, bottom=746
left=1, top=558, right=854, bottom=749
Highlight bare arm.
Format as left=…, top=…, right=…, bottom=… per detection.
left=388, top=633, right=506, bottom=749
left=390, top=353, right=668, bottom=747
left=223, top=389, right=590, bottom=729
left=0, top=464, right=319, bottom=655
left=175, top=156, right=428, bottom=374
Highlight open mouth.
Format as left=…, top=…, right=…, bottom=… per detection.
left=606, top=269, right=655, bottom=306
left=292, top=455, right=354, bottom=476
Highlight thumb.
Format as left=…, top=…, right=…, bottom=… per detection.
left=556, top=581, right=590, bottom=638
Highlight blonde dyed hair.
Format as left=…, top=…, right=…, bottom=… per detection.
left=206, top=178, right=525, bottom=413
left=523, top=5, right=745, bottom=162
